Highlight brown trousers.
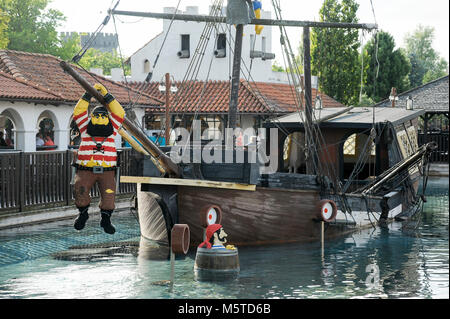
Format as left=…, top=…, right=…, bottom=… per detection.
left=73, top=170, right=116, bottom=211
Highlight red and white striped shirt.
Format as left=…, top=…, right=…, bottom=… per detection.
left=74, top=110, right=124, bottom=167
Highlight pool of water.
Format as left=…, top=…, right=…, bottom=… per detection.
left=0, top=177, right=448, bottom=299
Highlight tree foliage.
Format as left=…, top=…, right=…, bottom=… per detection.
left=0, top=0, right=10, bottom=49
left=63, top=34, right=130, bottom=76
left=0, top=0, right=129, bottom=76
left=1, top=0, right=68, bottom=56
left=404, top=25, right=448, bottom=87
left=363, top=31, right=410, bottom=102
left=310, top=0, right=361, bottom=106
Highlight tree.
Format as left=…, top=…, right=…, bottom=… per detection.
left=404, top=25, right=448, bottom=87
left=0, top=0, right=10, bottom=48
left=310, top=0, right=361, bottom=105
left=62, top=33, right=130, bottom=76
left=272, top=60, right=285, bottom=72
left=364, top=31, right=410, bottom=102
left=0, top=0, right=79, bottom=59
left=78, top=48, right=130, bottom=76
left=3, top=0, right=64, bottom=54
left=422, top=57, right=448, bottom=84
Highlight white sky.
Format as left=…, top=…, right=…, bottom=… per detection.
left=48, top=0, right=449, bottom=64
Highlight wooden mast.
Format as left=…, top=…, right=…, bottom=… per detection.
left=228, top=24, right=244, bottom=129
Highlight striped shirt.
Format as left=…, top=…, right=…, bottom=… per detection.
left=74, top=110, right=124, bottom=167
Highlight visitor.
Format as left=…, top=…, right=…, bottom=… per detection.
left=44, top=135, right=56, bottom=149
left=36, top=133, right=45, bottom=147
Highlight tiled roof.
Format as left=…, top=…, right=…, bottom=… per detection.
left=249, top=81, right=345, bottom=112
left=125, top=79, right=345, bottom=114
left=374, top=75, right=449, bottom=111
left=0, top=50, right=163, bottom=106
left=0, top=70, right=63, bottom=101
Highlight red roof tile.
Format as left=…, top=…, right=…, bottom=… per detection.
left=249, top=81, right=345, bottom=112
left=0, top=71, right=61, bottom=101
left=126, top=79, right=345, bottom=115
left=0, top=50, right=163, bottom=106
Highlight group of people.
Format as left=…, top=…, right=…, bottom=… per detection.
left=36, top=132, right=56, bottom=149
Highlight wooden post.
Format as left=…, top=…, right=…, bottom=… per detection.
left=165, top=73, right=171, bottom=145
left=321, top=221, right=324, bottom=258
left=303, top=26, right=314, bottom=175
left=228, top=24, right=244, bottom=129
left=170, top=248, right=175, bottom=291
left=18, top=152, right=25, bottom=212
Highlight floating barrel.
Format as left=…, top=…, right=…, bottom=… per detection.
left=199, top=205, right=223, bottom=227
left=194, top=247, right=239, bottom=281
left=171, top=224, right=190, bottom=255
left=316, top=199, right=338, bottom=222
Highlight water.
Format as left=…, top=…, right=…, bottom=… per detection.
left=0, top=177, right=448, bottom=299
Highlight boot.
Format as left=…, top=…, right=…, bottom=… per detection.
left=74, top=206, right=89, bottom=230
left=100, top=210, right=116, bottom=234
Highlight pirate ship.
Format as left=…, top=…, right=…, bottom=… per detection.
left=61, top=0, right=436, bottom=248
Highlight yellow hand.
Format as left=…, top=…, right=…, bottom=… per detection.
left=74, top=98, right=89, bottom=116
left=94, top=83, right=108, bottom=96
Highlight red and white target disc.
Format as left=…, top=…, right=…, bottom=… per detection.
left=316, top=199, right=337, bottom=222
left=207, top=207, right=218, bottom=225
left=321, top=202, right=333, bottom=220
left=200, top=205, right=223, bottom=227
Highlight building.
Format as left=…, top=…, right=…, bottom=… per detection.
left=60, top=32, right=119, bottom=54
left=0, top=50, right=162, bottom=152
left=126, top=79, right=344, bottom=140
left=375, top=75, right=449, bottom=163
left=129, top=6, right=284, bottom=83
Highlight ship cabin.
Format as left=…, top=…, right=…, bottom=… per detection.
left=264, top=106, right=426, bottom=192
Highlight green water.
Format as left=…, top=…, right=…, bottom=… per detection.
left=0, top=177, right=447, bottom=299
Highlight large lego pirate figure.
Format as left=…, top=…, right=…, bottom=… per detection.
left=72, top=83, right=125, bottom=234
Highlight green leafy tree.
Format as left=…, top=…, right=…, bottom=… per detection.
left=78, top=48, right=130, bottom=76
left=422, top=57, right=448, bottom=84
left=272, top=60, right=285, bottom=72
left=310, top=0, right=361, bottom=105
left=61, top=33, right=129, bottom=75
left=364, top=31, right=410, bottom=102
left=404, top=25, right=448, bottom=87
left=0, top=0, right=10, bottom=48
left=2, top=0, right=67, bottom=55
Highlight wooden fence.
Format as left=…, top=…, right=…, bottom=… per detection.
left=418, top=131, right=449, bottom=163
left=0, top=148, right=136, bottom=214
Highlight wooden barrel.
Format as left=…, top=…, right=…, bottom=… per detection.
left=194, top=247, right=240, bottom=281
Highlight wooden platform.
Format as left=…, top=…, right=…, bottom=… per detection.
left=120, top=176, right=256, bottom=191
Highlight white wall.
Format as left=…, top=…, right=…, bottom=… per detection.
left=0, top=101, right=74, bottom=152
left=130, top=6, right=276, bottom=83
left=0, top=101, right=129, bottom=152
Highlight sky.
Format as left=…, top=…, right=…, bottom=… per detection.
left=48, top=0, right=449, bottom=64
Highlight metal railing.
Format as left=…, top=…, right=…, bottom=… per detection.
left=0, top=148, right=136, bottom=214
left=418, top=131, right=449, bottom=163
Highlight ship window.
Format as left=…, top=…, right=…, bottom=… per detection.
left=343, top=133, right=356, bottom=156
left=201, top=116, right=222, bottom=140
